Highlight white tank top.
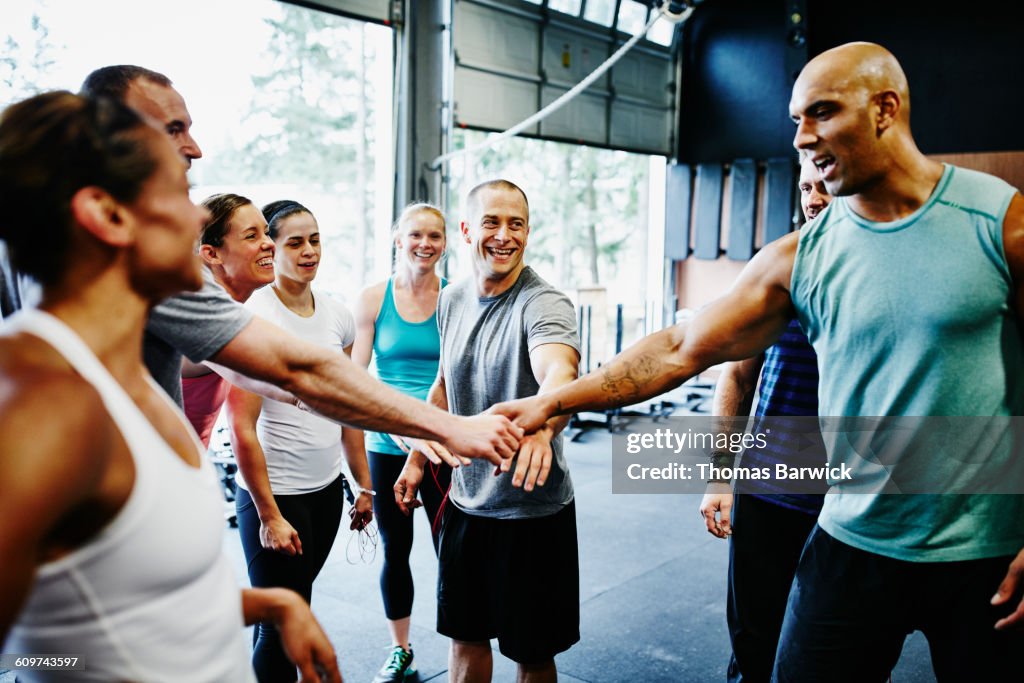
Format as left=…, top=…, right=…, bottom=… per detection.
left=240, top=287, right=354, bottom=494
left=3, top=310, right=255, bottom=683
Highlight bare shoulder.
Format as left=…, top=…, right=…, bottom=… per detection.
left=355, top=280, right=387, bottom=322
left=0, top=340, right=113, bottom=501
left=1003, top=193, right=1024, bottom=254
left=737, top=231, right=799, bottom=294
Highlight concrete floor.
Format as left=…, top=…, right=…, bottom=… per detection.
left=1, top=408, right=938, bottom=683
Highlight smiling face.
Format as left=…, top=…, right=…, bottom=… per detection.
left=207, top=203, right=275, bottom=300
left=461, top=185, right=530, bottom=297
left=273, top=211, right=321, bottom=285
left=396, top=208, right=446, bottom=276
left=798, top=155, right=831, bottom=221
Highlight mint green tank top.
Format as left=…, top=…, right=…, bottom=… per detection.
left=791, top=164, right=1024, bottom=561
left=365, top=277, right=446, bottom=455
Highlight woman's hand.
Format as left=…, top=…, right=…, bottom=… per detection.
left=260, top=514, right=303, bottom=556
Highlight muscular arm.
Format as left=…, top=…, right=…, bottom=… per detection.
left=528, top=343, right=580, bottom=438
left=511, top=342, right=580, bottom=490
left=497, top=233, right=798, bottom=431
left=0, top=371, right=112, bottom=644
left=208, top=316, right=520, bottom=460
left=1003, top=193, right=1024, bottom=324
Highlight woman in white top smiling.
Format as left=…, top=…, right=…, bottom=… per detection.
left=227, top=200, right=374, bottom=683
left=180, top=193, right=276, bottom=448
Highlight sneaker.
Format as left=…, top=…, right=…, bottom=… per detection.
left=372, top=644, right=416, bottom=683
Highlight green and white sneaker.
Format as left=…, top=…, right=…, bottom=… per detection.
left=372, top=644, right=416, bottom=683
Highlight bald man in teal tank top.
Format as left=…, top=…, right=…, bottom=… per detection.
left=491, top=42, right=1024, bottom=681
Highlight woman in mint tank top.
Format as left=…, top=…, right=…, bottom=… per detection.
left=351, top=203, right=449, bottom=683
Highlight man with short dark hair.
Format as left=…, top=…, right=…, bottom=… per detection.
left=83, top=65, right=203, bottom=167
left=396, top=179, right=581, bottom=683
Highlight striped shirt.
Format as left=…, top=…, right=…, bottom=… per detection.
left=736, top=318, right=826, bottom=514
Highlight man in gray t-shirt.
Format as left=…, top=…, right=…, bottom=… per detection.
left=397, top=179, right=581, bottom=682
left=439, top=266, right=578, bottom=517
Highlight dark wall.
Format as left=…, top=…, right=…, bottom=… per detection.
left=677, top=0, right=1024, bottom=163
left=807, top=1, right=1021, bottom=155
left=679, top=0, right=796, bottom=163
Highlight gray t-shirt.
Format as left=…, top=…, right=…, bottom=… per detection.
left=439, top=266, right=580, bottom=519
left=144, top=268, right=253, bottom=406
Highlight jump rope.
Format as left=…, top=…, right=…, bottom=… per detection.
left=342, top=460, right=451, bottom=564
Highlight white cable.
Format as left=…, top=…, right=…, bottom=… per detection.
left=428, top=3, right=692, bottom=171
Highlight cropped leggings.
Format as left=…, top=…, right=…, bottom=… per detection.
left=368, top=451, right=451, bottom=620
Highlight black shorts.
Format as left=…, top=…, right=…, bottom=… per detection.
left=437, top=500, right=580, bottom=664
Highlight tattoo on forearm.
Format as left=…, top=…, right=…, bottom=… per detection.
left=599, top=355, right=662, bottom=403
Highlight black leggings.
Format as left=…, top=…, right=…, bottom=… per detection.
left=236, top=474, right=345, bottom=683
left=368, top=451, right=451, bottom=620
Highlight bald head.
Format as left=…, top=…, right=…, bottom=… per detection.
left=796, top=42, right=910, bottom=122
left=789, top=42, right=922, bottom=198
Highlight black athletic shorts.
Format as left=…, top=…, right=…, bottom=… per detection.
left=436, top=499, right=581, bottom=664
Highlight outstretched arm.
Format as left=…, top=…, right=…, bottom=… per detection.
left=509, top=342, right=580, bottom=491
left=210, top=316, right=522, bottom=462
left=492, top=232, right=799, bottom=432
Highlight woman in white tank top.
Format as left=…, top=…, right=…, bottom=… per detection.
left=0, top=91, right=341, bottom=683
left=226, top=200, right=374, bottom=682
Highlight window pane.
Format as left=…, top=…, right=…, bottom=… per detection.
left=548, top=0, right=583, bottom=16
left=1, top=0, right=394, bottom=299
left=647, top=16, right=677, bottom=46
left=617, top=1, right=649, bottom=35
left=583, top=0, right=616, bottom=26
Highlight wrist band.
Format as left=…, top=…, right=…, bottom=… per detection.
left=355, top=486, right=376, bottom=497
left=709, top=449, right=734, bottom=484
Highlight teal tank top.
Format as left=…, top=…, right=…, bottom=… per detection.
left=365, top=277, right=446, bottom=455
left=791, top=164, right=1024, bottom=561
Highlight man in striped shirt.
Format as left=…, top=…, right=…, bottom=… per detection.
left=698, top=155, right=830, bottom=683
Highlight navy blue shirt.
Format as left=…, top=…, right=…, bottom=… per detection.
left=736, top=318, right=826, bottom=514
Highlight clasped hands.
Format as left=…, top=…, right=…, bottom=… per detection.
left=392, top=394, right=555, bottom=515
